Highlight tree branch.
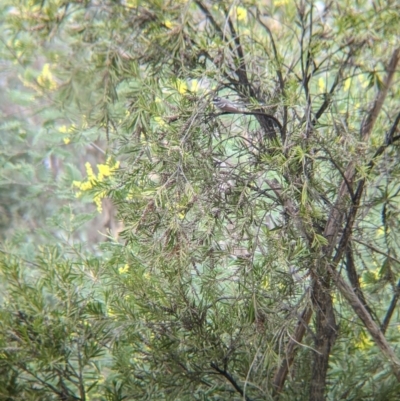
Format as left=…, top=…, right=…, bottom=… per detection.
left=328, top=265, right=400, bottom=380
left=345, top=242, right=379, bottom=324
left=254, top=9, right=288, bottom=141
left=210, top=362, right=253, bottom=401
left=324, top=47, right=400, bottom=257
left=211, top=110, right=283, bottom=135
left=272, top=306, right=313, bottom=396
left=314, top=51, right=353, bottom=123
left=360, top=48, right=400, bottom=139
left=381, top=279, right=400, bottom=334
left=353, top=237, right=400, bottom=265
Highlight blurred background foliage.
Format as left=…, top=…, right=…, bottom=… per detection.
left=0, top=0, right=399, bottom=400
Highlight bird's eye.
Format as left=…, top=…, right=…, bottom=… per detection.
left=213, top=97, right=220, bottom=102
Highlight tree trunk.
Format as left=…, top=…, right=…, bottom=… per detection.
left=309, top=276, right=337, bottom=401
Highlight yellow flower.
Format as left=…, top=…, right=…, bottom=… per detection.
left=376, top=226, right=386, bottom=237
left=118, top=264, right=129, bottom=274
left=355, top=332, right=373, bottom=350
left=73, top=159, right=119, bottom=212
left=94, top=190, right=106, bottom=213
left=107, top=307, right=116, bottom=317
left=81, top=181, right=93, bottom=190
left=343, top=78, right=351, bottom=91
left=98, top=163, right=111, bottom=177
left=318, top=77, right=326, bottom=93
left=154, top=116, right=167, bottom=127
left=37, top=63, right=57, bottom=91
left=59, top=125, right=68, bottom=134
left=85, top=162, right=95, bottom=181
left=59, top=125, right=75, bottom=144
left=176, top=79, right=187, bottom=94
left=236, top=6, right=247, bottom=21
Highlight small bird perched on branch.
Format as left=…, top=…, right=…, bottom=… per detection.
left=212, top=96, right=283, bottom=136
left=212, top=97, right=244, bottom=113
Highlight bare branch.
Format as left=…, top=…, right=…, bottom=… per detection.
left=345, top=243, right=379, bottom=324
left=210, top=362, right=254, bottom=401
left=254, top=9, right=288, bottom=140
left=272, top=306, right=313, bottom=395
left=324, top=47, right=400, bottom=256
left=328, top=265, right=400, bottom=380
left=381, top=280, right=400, bottom=334
left=360, top=48, right=400, bottom=140
left=314, top=51, right=353, bottom=123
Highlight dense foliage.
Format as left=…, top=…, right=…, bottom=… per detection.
left=1, top=1, right=399, bottom=400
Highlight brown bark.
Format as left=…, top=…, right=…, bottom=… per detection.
left=328, top=266, right=400, bottom=380
left=324, top=48, right=400, bottom=256
left=308, top=47, right=400, bottom=397
left=309, top=276, right=338, bottom=401
left=272, top=306, right=313, bottom=396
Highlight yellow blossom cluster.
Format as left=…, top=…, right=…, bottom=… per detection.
left=355, top=331, right=373, bottom=350
left=37, top=63, right=58, bottom=91
left=58, top=124, right=77, bottom=144
left=73, top=157, right=120, bottom=213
